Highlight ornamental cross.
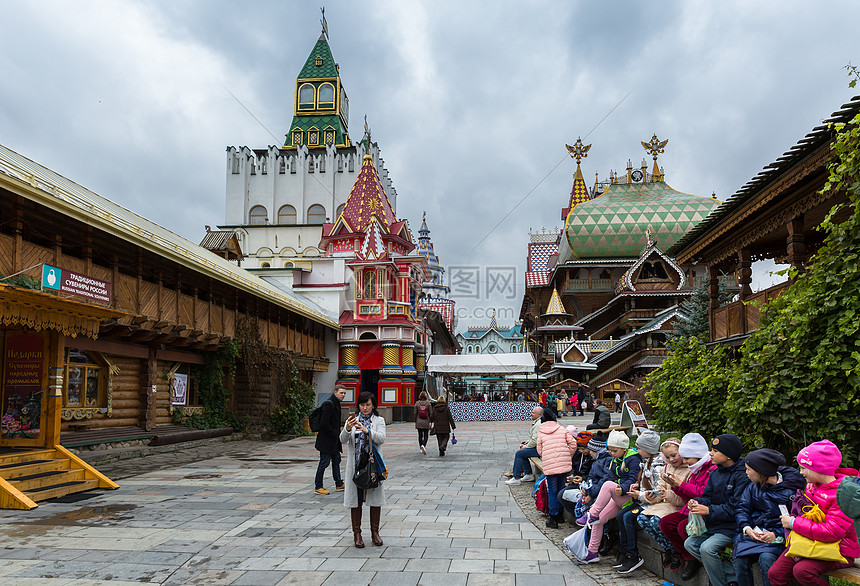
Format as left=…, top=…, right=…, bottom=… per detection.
left=565, top=137, right=591, bottom=163
left=320, top=7, right=329, bottom=39
left=641, top=134, right=669, bottom=161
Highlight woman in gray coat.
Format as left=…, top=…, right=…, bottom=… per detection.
left=340, top=391, right=386, bottom=548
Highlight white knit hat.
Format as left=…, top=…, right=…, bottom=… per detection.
left=678, top=432, right=709, bottom=459
left=607, top=430, right=630, bottom=449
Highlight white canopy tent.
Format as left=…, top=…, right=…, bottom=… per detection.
left=426, top=353, right=536, bottom=375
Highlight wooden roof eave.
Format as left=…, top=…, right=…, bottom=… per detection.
left=0, top=158, right=339, bottom=331
left=0, top=283, right=130, bottom=339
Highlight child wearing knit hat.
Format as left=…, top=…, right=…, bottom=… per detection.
left=658, top=433, right=718, bottom=581
left=684, top=434, right=751, bottom=585
left=732, top=449, right=805, bottom=586
left=574, top=429, right=661, bottom=568
left=768, top=440, right=859, bottom=586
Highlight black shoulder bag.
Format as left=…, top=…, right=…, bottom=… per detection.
left=353, top=427, right=381, bottom=490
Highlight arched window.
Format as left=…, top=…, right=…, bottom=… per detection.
left=261, top=262, right=270, bottom=268
left=249, top=205, right=267, bottom=225
left=359, top=331, right=377, bottom=340
left=278, top=205, right=297, bottom=225
left=318, top=83, right=335, bottom=108
left=298, top=83, right=315, bottom=108
left=511, top=344, right=518, bottom=352
left=336, top=203, right=345, bottom=219
left=364, top=270, right=376, bottom=298
left=307, top=204, right=326, bottom=224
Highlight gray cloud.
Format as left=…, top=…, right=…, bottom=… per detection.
left=1, top=0, right=857, bottom=329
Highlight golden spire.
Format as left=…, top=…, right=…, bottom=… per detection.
left=546, top=288, right=565, bottom=314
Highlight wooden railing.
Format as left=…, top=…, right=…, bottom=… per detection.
left=711, top=281, right=791, bottom=342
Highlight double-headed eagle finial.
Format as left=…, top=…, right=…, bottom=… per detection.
left=565, top=137, right=591, bottom=164
left=641, top=134, right=668, bottom=161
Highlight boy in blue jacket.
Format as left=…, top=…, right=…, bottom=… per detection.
left=684, top=433, right=751, bottom=585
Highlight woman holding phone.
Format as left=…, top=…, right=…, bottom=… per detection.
left=340, top=391, right=387, bottom=548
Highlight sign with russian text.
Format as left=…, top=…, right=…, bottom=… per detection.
left=42, top=264, right=111, bottom=304
left=2, top=333, right=44, bottom=440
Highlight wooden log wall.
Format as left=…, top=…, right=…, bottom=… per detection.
left=59, top=355, right=142, bottom=431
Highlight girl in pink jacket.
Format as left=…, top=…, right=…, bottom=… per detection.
left=537, top=418, right=577, bottom=529
left=769, top=440, right=859, bottom=586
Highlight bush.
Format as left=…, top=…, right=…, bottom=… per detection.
left=646, top=337, right=736, bottom=441
left=268, top=362, right=315, bottom=435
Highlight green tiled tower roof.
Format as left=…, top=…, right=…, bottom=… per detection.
left=563, top=181, right=720, bottom=259
left=299, top=37, right=338, bottom=79
left=285, top=34, right=350, bottom=149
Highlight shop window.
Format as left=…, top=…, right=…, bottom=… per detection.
left=64, top=349, right=105, bottom=408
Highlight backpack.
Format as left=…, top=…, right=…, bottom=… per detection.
left=417, top=404, right=429, bottom=419
left=534, top=477, right=549, bottom=516
left=308, top=399, right=329, bottom=432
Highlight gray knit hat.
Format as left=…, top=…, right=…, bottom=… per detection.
left=587, top=435, right=606, bottom=452
left=635, top=429, right=661, bottom=456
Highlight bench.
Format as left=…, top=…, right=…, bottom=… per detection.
left=589, top=425, right=632, bottom=435
left=528, top=457, right=544, bottom=475
left=828, top=562, right=860, bottom=584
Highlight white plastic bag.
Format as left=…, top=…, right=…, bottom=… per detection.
left=561, top=487, right=582, bottom=504
left=564, top=524, right=590, bottom=561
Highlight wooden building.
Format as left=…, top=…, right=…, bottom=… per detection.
left=669, top=96, right=860, bottom=344
left=0, top=144, right=338, bottom=507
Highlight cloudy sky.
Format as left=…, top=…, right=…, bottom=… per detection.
left=2, top=1, right=858, bottom=330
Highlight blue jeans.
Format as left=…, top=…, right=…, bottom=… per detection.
left=617, top=504, right=642, bottom=556
left=733, top=551, right=779, bottom=586
left=315, top=451, right=342, bottom=489
left=685, top=532, right=735, bottom=586
left=512, top=447, right=539, bottom=478
left=546, top=473, right=565, bottom=517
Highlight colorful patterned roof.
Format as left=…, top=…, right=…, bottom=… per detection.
left=568, top=163, right=590, bottom=210
left=526, top=270, right=552, bottom=287
left=338, top=155, right=398, bottom=232
left=287, top=114, right=348, bottom=148
left=563, top=181, right=720, bottom=259
left=299, top=36, right=338, bottom=79
left=545, top=288, right=565, bottom=314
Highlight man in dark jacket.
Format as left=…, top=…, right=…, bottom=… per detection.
left=314, top=384, right=346, bottom=495
left=684, top=433, right=751, bottom=585
left=588, top=403, right=611, bottom=430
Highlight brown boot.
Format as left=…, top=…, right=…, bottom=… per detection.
left=351, top=507, right=364, bottom=548
left=369, top=506, right=383, bottom=546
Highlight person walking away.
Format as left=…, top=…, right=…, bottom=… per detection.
left=505, top=405, right=543, bottom=484
left=684, top=433, right=751, bottom=586
left=638, top=437, right=692, bottom=571
left=659, top=432, right=717, bottom=580
left=430, top=395, right=456, bottom=457
left=340, top=392, right=387, bottom=548
left=614, top=392, right=622, bottom=413
left=615, top=429, right=663, bottom=574
left=414, top=391, right=432, bottom=455
left=314, top=384, right=346, bottom=495
left=576, top=386, right=586, bottom=416
left=769, top=440, right=859, bottom=586
left=537, top=411, right=577, bottom=528
left=732, top=448, right=806, bottom=586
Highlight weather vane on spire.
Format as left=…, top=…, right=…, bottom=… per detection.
left=641, top=134, right=668, bottom=162
left=320, top=7, right=329, bottom=40
left=565, top=137, right=591, bottom=164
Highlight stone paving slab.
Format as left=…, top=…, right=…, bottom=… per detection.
left=0, top=415, right=630, bottom=584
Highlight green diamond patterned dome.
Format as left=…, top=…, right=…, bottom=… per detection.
left=562, top=182, right=720, bottom=259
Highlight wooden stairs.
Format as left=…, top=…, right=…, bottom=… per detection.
left=0, top=445, right=118, bottom=509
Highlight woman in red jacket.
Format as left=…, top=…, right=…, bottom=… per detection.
left=769, top=440, right=859, bottom=586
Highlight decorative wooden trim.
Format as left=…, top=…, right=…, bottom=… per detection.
left=0, top=284, right=124, bottom=338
